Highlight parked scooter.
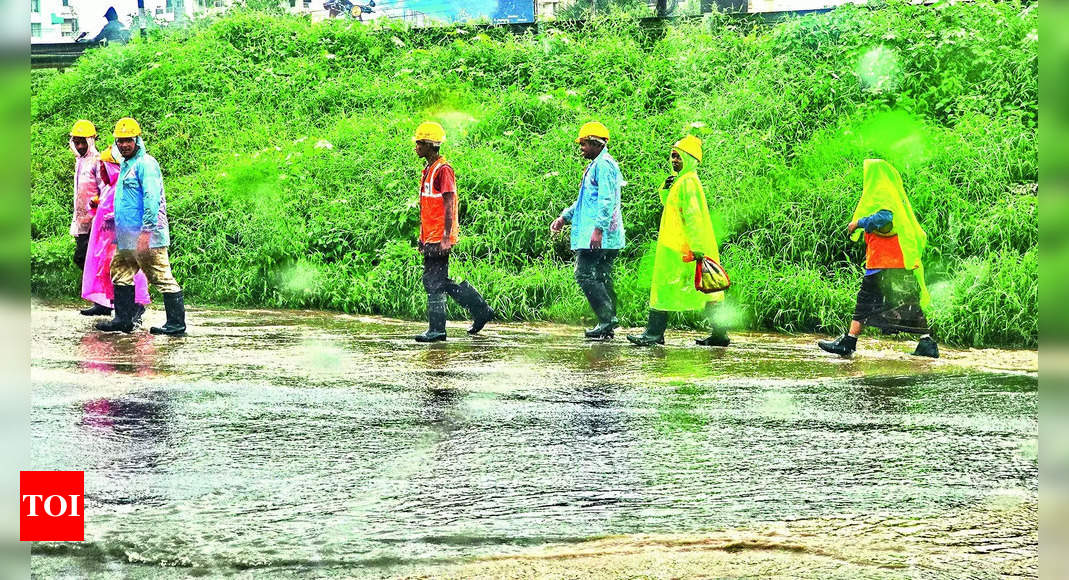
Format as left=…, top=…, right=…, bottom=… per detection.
left=324, top=0, right=375, bottom=20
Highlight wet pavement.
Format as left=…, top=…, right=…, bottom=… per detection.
left=29, top=301, right=1037, bottom=578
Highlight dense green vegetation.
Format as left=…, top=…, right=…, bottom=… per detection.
left=31, top=1, right=1038, bottom=347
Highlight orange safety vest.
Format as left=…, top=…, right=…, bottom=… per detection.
left=419, top=157, right=458, bottom=244
left=865, top=232, right=905, bottom=269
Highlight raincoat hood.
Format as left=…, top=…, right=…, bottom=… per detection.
left=671, top=145, right=700, bottom=176
left=99, top=144, right=118, bottom=165
left=70, top=136, right=99, bottom=159
left=104, top=7, right=118, bottom=21
left=851, top=158, right=930, bottom=307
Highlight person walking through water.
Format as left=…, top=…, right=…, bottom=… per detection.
left=627, top=135, right=730, bottom=347
left=81, top=144, right=152, bottom=323
left=96, top=117, right=187, bottom=335
left=551, top=122, right=625, bottom=340
left=412, top=121, right=494, bottom=342
left=817, top=159, right=938, bottom=358
left=68, top=120, right=107, bottom=315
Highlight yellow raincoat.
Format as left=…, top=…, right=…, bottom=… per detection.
left=649, top=145, right=722, bottom=311
left=850, top=159, right=930, bottom=308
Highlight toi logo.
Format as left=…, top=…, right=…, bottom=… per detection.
left=20, top=471, right=84, bottom=541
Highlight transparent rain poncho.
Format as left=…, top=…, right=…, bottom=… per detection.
left=647, top=146, right=722, bottom=312
left=69, top=136, right=100, bottom=236
left=82, top=151, right=151, bottom=307
left=851, top=159, right=930, bottom=308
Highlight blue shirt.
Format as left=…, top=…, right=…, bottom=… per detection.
left=858, top=209, right=893, bottom=276
left=560, top=148, right=625, bottom=251
left=115, top=142, right=170, bottom=250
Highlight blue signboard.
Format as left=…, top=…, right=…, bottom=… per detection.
left=388, top=0, right=535, bottom=25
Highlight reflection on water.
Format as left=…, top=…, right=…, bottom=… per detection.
left=78, top=391, right=173, bottom=507
left=78, top=332, right=159, bottom=376
left=29, top=303, right=1037, bottom=577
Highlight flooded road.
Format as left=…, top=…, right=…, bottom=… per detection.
left=29, top=301, right=1037, bottom=578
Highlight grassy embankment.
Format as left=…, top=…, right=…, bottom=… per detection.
left=30, top=1, right=1038, bottom=347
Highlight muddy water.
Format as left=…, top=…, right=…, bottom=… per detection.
left=29, top=301, right=1037, bottom=578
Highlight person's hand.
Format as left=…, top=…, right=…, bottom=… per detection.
left=847, top=220, right=859, bottom=236
left=137, top=231, right=150, bottom=255
left=662, top=175, right=675, bottom=190
left=550, top=217, right=565, bottom=235
left=590, top=228, right=603, bottom=250
left=418, top=241, right=425, bottom=255
left=439, top=238, right=453, bottom=253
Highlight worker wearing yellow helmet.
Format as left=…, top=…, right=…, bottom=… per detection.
left=628, top=134, right=730, bottom=347
left=411, top=121, right=494, bottom=342
left=68, top=119, right=108, bottom=315
left=818, top=159, right=937, bottom=358
left=551, top=121, right=626, bottom=340
left=96, top=117, right=188, bottom=336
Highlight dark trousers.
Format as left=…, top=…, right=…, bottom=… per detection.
left=422, top=243, right=459, bottom=295
left=73, top=233, right=90, bottom=271
left=421, top=243, right=490, bottom=322
left=852, top=269, right=930, bottom=335
left=574, top=249, right=618, bottom=322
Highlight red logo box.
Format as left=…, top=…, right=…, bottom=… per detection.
left=20, top=471, right=84, bottom=541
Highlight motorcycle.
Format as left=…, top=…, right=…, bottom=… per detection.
left=324, top=0, right=375, bottom=20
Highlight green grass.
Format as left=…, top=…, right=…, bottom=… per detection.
left=30, top=1, right=1038, bottom=348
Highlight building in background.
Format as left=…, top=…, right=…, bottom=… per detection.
left=536, top=0, right=560, bottom=19
left=285, top=0, right=327, bottom=18
left=31, top=0, right=234, bottom=43
left=30, top=0, right=81, bottom=43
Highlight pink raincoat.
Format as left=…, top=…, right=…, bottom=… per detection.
left=70, top=137, right=102, bottom=236
left=81, top=151, right=151, bottom=307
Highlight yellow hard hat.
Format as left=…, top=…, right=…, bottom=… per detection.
left=673, top=135, right=702, bottom=163
left=100, top=146, right=116, bottom=164
left=70, top=120, right=97, bottom=138
left=413, top=121, right=446, bottom=144
left=113, top=117, right=142, bottom=138
left=576, top=121, right=610, bottom=143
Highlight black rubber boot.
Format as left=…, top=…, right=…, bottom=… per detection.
left=95, top=285, right=134, bottom=333
left=604, top=277, right=619, bottom=329
left=697, top=302, right=730, bottom=346
left=584, top=323, right=616, bottom=339
left=627, top=310, right=668, bottom=346
left=150, top=291, right=187, bottom=335
left=80, top=303, right=112, bottom=316
left=818, top=334, right=857, bottom=356
left=696, top=331, right=730, bottom=347
left=415, top=293, right=447, bottom=343
left=132, top=304, right=146, bottom=328
left=448, top=281, right=494, bottom=335
left=911, top=336, right=939, bottom=358
left=579, top=281, right=617, bottom=339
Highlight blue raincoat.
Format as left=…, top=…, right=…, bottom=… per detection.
left=114, top=138, right=170, bottom=251
left=560, top=148, right=626, bottom=251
